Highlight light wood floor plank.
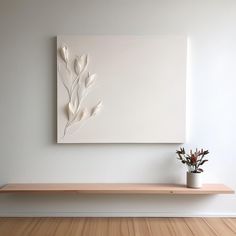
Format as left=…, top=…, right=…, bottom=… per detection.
left=223, top=218, right=236, bottom=234
left=108, top=218, right=135, bottom=236
left=29, top=218, right=61, bottom=236
left=169, top=218, right=194, bottom=236
left=184, top=218, right=218, bottom=236
left=0, top=217, right=236, bottom=236
left=204, top=218, right=236, bottom=236
left=147, top=218, right=174, bottom=236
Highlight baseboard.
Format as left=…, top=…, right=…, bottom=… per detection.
left=0, top=211, right=236, bottom=217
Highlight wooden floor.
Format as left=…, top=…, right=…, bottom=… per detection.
left=0, top=217, right=236, bottom=236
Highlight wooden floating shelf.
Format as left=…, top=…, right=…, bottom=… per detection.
left=0, top=183, right=234, bottom=195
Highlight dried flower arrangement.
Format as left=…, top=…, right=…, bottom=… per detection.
left=176, top=148, right=209, bottom=173
left=58, top=45, right=102, bottom=138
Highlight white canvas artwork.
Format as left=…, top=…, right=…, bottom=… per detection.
left=57, top=35, right=187, bottom=143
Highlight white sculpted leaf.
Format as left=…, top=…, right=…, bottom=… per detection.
left=74, top=58, right=81, bottom=75
left=85, top=73, right=96, bottom=88
left=68, top=102, right=76, bottom=120
left=74, top=99, right=78, bottom=111
left=91, top=101, right=102, bottom=117
left=74, top=54, right=88, bottom=75
left=60, top=45, right=69, bottom=63
left=77, top=108, right=89, bottom=121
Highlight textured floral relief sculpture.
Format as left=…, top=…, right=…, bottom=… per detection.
left=58, top=44, right=102, bottom=138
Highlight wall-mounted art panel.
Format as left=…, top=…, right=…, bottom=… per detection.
left=57, top=35, right=187, bottom=143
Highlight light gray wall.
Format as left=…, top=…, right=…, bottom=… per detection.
left=0, top=0, right=235, bottom=216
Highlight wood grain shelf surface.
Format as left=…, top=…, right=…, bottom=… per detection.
left=0, top=183, right=234, bottom=195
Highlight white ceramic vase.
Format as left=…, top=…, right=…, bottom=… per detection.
left=186, top=172, right=202, bottom=188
